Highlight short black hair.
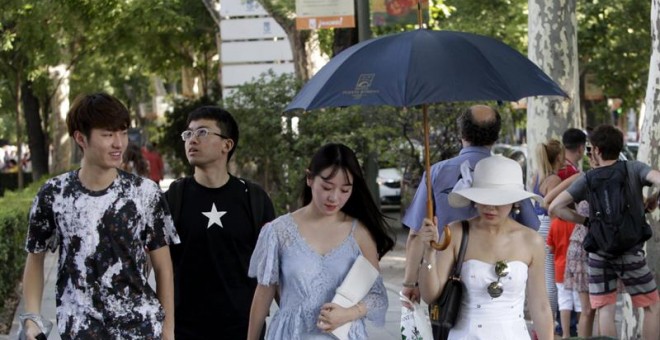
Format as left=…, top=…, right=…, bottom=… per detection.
left=562, top=128, right=587, bottom=151
left=457, top=106, right=501, bottom=146
left=186, top=106, right=239, bottom=162
left=589, top=124, right=623, bottom=161
left=66, top=92, right=130, bottom=138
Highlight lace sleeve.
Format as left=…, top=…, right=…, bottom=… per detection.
left=248, top=222, right=279, bottom=285
left=360, top=276, right=388, bottom=326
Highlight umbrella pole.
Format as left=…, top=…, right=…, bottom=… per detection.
left=423, top=104, right=451, bottom=251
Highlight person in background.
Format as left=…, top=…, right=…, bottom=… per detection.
left=547, top=205, right=581, bottom=339
left=143, top=142, right=165, bottom=184
left=546, top=179, right=596, bottom=338
left=21, top=92, right=179, bottom=339
left=549, top=124, right=660, bottom=340
left=558, top=128, right=587, bottom=180
left=122, top=142, right=150, bottom=178
left=401, top=105, right=540, bottom=306
left=549, top=128, right=587, bottom=335
left=417, top=155, right=553, bottom=339
left=247, top=143, right=395, bottom=340
left=165, top=106, right=275, bottom=339
left=529, top=139, right=565, bottom=321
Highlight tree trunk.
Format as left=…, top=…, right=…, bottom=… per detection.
left=286, top=28, right=314, bottom=81
left=333, top=28, right=358, bottom=56
left=49, top=64, right=72, bottom=173
left=637, top=0, right=660, bottom=337
left=526, top=0, right=580, bottom=178
left=15, top=69, right=24, bottom=189
left=257, top=1, right=317, bottom=82
left=22, top=81, right=49, bottom=181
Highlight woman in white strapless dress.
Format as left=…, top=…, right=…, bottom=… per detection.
left=417, top=156, right=554, bottom=340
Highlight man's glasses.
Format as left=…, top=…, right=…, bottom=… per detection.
left=487, top=260, right=509, bottom=298
left=586, top=145, right=592, bottom=157
left=181, top=128, right=229, bottom=141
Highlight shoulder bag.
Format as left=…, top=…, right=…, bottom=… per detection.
left=429, top=220, right=469, bottom=340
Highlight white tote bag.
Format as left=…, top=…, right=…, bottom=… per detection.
left=399, top=293, right=433, bottom=340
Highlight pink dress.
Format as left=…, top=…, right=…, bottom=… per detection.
left=563, top=201, right=589, bottom=292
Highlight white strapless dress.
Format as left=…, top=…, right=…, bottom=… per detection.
left=448, top=260, right=531, bottom=340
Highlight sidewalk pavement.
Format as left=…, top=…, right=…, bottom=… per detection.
left=4, top=250, right=60, bottom=340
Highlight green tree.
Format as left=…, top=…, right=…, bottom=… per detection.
left=1, top=0, right=216, bottom=182
left=577, top=0, right=651, bottom=123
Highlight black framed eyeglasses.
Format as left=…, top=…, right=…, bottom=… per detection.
left=487, top=260, right=509, bottom=298
left=586, top=145, right=592, bottom=157
left=181, top=128, right=229, bottom=141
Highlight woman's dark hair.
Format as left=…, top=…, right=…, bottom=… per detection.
left=186, top=106, right=239, bottom=162
left=301, top=143, right=395, bottom=258
left=123, top=143, right=149, bottom=177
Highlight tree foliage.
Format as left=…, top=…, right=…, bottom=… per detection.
left=577, top=0, right=651, bottom=113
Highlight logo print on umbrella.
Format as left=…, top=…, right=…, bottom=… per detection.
left=344, top=74, right=378, bottom=99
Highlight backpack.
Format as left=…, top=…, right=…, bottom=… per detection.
left=583, top=161, right=652, bottom=255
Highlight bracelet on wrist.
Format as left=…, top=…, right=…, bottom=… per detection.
left=421, top=258, right=433, bottom=271
left=402, top=281, right=418, bottom=288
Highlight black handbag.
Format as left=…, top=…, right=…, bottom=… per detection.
left=429, top=220, right=469, bottom=340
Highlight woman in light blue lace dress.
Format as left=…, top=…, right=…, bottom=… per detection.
left=247, top=143, right=395, bottom=340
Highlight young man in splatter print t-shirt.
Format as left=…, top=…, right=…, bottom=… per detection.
left=21, top=93, right=180, bottom=340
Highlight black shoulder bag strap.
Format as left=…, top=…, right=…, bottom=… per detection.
left=165, top=176, right=191, bottom=227
left=450, top=221, right=470, bottom=279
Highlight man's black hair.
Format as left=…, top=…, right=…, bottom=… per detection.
left=186, top=106, right=239, bottom=162
left=457, top=106, right=501, bottom=146
left=562, top=128, right=587, bottom=151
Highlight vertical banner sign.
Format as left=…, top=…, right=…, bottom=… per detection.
left=295, top=0, right=356, bottom=30
left=371, top=0, right=429, bottom=26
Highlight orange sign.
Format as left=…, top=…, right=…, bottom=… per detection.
left=296, top=15, right=356, bottom=29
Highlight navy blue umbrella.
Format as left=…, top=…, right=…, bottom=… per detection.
left=285, top=29, right=566, bottom=111
left=285, top=29, right=567, bottom=250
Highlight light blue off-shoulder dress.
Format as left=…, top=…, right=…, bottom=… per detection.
left=248, top=213, right=388, bottom=340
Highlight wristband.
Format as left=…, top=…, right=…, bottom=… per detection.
left=402, top=282, right=418, bottom=288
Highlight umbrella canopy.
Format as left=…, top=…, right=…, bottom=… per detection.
left=285, top=29, right=566, bottom=111
left=285, top=29, right=567, bottom=250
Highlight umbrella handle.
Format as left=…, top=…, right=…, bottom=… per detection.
left=429, top=225, right=451, bottom=250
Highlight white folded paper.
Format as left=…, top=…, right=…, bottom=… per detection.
left=330, top=255, right=379, bottom=340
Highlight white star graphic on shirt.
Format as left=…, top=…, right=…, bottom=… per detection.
left=202, top=203, right=227, bottom=229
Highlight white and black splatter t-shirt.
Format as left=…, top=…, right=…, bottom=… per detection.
left=25, top=169, right=180, bottom=339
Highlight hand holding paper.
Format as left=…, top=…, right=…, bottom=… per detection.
left=329, top=255, right=379, bottom=340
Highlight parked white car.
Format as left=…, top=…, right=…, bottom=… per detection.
left=377, top=168, right=402, bottom=205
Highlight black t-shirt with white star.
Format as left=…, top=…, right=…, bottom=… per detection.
left=171, top=175, right=258, bottom=339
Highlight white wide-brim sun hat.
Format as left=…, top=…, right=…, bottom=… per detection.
left=448, top=155, right=541, bottom=208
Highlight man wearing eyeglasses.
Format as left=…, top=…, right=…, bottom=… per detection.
left=165, top=106, right=275, bottom=340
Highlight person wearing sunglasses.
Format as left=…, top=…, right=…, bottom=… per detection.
left=165, top=106, right=276, bottom=339
left=417, top=155, right=554, bottom=340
